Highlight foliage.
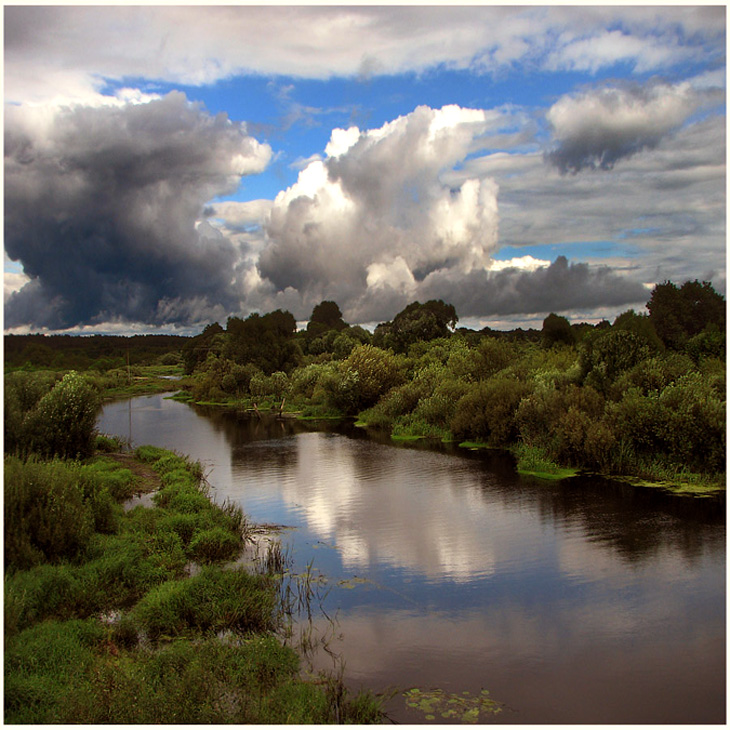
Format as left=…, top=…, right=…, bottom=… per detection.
left=188, top=527, right=243, bottom=564
left=307, top=300, right=347, bottom=333
left=181, top=322, right=225, bottom=374
left=404, top=687, right=501, bottom=723
left=21, top=371, right=101, bottom=459
left=685, top=324, right=726, bottom=363
left=512, top=443, right=578, bottom=480
left=4, top=371, right=100, bottom=457
left=331, top=344, right=406, bottom=414
left=5, top=457, right=97, bottom=570
left=580, top=329, right=651, bottom=393
left=647, top=279, right=725, bottom=350
left=4, top=622, right=384, bottom=724
left=223, top=310, right=301, bottom=374
left=613, top=309, right=664, bottom=351
left=5, top=333, right=184, bottom=371
left=608, top=373, right=725, bottom=474
left=374, top=299, right=458, bottom=352
left=451, top=376, right=532, bottom=446
left=542, top=312, right=575, bottom=348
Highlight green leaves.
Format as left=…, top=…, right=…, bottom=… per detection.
left=404, top=687, right=502, bottom=723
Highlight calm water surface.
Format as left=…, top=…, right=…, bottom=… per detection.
left=98, top=394, right=726, bottom=724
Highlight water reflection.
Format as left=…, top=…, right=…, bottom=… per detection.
left=97, top=395, right=726, bottom=724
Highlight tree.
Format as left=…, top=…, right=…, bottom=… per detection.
left=223, top=310, right=300, bottom=374
left=308, top=301, right=347, bottom=332
left=647, top=280, right=725, bottom=350
left=181, top=322, right=224, bottom=374
left=541, top=313, right=575, bottom=348
left=613, top=309, right=663, bottom=351
left=373, top=300, right=458, bottom=352
left=333, top=344, right=406, bottom=412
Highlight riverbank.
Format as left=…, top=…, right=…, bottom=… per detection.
left=4, top=441, right=384, bottom=724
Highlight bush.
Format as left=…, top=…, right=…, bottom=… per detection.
left=341, top=344, right=406, bottom=412
left=612, top=352, right=696, bottom=397
left=5, top=457, right=95, bottom=570
left=5, top=618, right=105, bottom=722
left=80, top=459, right=137, bottom=502
left=451, top=376, right=532, bottom=446
left=581, top=330, right=651, bottom=393
left=476, top=337, right=518, bottom=378
left=23, top=372, right=101, bottom=459
left=542, top=313, right=575, bottom=347
left=608, top=373, right=726, bottom=473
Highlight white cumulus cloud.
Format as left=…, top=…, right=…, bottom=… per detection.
left=257, top=105, right=500, bottom=321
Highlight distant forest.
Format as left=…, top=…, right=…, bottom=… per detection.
left=4, top=334, right=187, bottom=371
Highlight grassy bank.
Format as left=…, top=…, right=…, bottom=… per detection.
left=99, top=364, right=186, bottom=400
left=4, top=443, right=384, bottom=724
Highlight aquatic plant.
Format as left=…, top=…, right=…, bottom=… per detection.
left=403, top=687, right=502, bottom=723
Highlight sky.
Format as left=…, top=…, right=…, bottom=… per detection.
left=3, top=4, right=726, bottom=335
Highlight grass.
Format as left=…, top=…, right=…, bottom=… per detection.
left=458, top=440, right=491, bottom=450
left=512, top=443, right=580, bottom=481
left=4, top=444, right=386, bottom=724
left=611, top=469, right=726, bottom=497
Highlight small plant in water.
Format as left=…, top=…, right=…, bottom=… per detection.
left=404, top=687, right=502, bottom=723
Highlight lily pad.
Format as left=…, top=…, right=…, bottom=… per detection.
left=404, top=687, right=501, bottom=723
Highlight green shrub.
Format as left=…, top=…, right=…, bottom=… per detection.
left=5, top=564, right=86, bottom=633
left=392, top=413, right=449, bottom=440
left=342, top=344, right=406, bottom=411
left=451, top=376, right=532, bottom=446
left=612, top=352, right=696, bottom=397
left=5, top=457, right=95, bottom=569
left=5, top=618, right=105, bottom=723
left=512, top=443, right=565, bottom=476
left=25, top=371, right=101, bottom=459
left=154, top=484, right=210, bottom=513
left=608, top=373, right=726, bottom=474
left=581, top=330, right=651, bottom=393
left=159, top=512, right=203, bottom=548
left=134, top=444, right=171, bottom=463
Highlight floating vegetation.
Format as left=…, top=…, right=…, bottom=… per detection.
left=403, top=687, right=502, bottom=723
left=337, top=576, right=372, bottom=590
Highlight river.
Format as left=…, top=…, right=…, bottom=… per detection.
left=98, top=393, right=726, bottom=724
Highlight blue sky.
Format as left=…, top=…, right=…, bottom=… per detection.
left=4, top=5, right=726, bottom=333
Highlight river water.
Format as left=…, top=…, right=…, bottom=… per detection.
left=98, top=394, right=726, bottom=724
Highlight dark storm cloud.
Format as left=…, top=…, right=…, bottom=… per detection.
left=4, top=92, right=271, bottom=329
left=420, top=256, right=648, bottom=316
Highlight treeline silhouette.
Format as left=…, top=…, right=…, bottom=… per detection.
left=5, top=334, right=186, bottom=370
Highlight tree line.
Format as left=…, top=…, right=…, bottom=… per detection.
left=5, top=279, right=725, bottom=485
left=5, top=334, right=186, bottom=371
left=174, top=280, right=725, bottom=486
